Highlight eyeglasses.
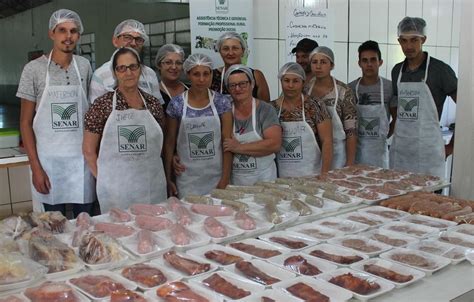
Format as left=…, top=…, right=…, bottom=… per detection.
left=161, top=60, right=184, bottom=67
left=119, top=34, right=145, bottom=45
left=115, top=63, right=140, bottom=73
left=221, top=46, right=243, bottom=53
left=228, top=81, right=250, bottom=90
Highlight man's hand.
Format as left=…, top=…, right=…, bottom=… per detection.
left=32, top=168, right=51, bottom=194
left=172, top=155, right=186, bottom=176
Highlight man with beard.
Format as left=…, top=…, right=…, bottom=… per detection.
left=291, top=38, right=318, bottom=84
left=17, top=9, right=95, bottom=216
left=89, top=19, right=163, bottom=104
left=390, top=17, right=457, bottom=179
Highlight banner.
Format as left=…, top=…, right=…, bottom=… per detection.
left=285, top=6, right=333, bottom=62
left=190, top=0, right=253, bottom=67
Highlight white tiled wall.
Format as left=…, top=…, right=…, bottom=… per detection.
left=253, top=0, right=460, bottom=122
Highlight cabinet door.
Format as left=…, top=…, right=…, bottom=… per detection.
left=9, top=166, right=32, bottom=203
left=0, top=168, right=10, bottom=205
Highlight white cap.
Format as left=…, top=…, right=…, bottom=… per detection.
left=49, top=9, right=83, bottom=34
left=113, top=19, right=148, bottom=42
left=278, top=62, right=306, bottom=81
left=309, top=46, right=335, bottom=64
left=216, top=32, right=249, bottom=56
left=398, top=16, right=426, bottom=37
left=223, top=64, right=255, bottom=88
left=183, top=53, right=213, bottom=73
left=155, top=44, right=185, bottom=66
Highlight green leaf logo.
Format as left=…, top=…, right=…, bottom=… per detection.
left=359, top=117, right=379, bottom=130
left=120, top=126, right=146, bottom=143
left=52, top=104, right=77, bottom=120
left=235, top=154, right=250, bottom=162
left=400, top=98, right=418, bottom=111
left=282, top=138, right=301, bottom=152
left=189, top=133, right=214, bottom=149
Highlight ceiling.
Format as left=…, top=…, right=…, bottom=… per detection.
left=0, top=0, right=51, bottom=18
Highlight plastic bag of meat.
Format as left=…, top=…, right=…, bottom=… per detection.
left=168, top=224, right=192, bottom=246
left=234, top=211, right=256, bottom=230
left=0, top=254, right=47, bottom=286
left=130, top=204, right=167, bottom=216
left=69, top=274, right=127, bottom=299
left=136, top=230, right=157, bottom=254
left=203, top=217, right=227, bottom=238
left=79, top=232, right=123, bottom=265
left=109, top=208, right=132, bottom=223
left=94, top=222, right=136, bottom=238
left=168, top=197, right=193, bottom=225
left=163, top=251, right=211, bottom=276
left=0, top=294, right=24, bottom=302
left=156, top=281, right=210, bottom=301
left=110, top=289, right=147, bottom=302
left=135, top=215, right=172, bottom=232
left=0, top=234, right=20, bottom=253
left=121, top=263, right=168, bottom=288
left=28, top=212, right=71, bottom=234
left=24, top=281, right=84, bottom=302
left=75, top=212, right=93, bottom=229
left=191, top=204, right=234, bottom=217
left=0, top=216, right=31, bottom=239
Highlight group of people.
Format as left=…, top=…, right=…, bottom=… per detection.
left=17, top=9, right=457, bottom=217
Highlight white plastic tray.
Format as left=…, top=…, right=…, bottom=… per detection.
left=315, top=217, right=369, bottom=234
left=407, top=239, right=468, bottom=264
left=23, top=281, right=90, bottom=302
left=350, top=258, right=426, bottom=288
left=81, top=247, right=130, bottom=271
left=328, top=235, right=393, bottom=257
left=379, top=247, right=451, bottom=275
left=288, top=223, right=345, bottom=241
left=449, top=224, right=474, bottom=237
left=361, top=229, right=420, bottom=247
left=196, top=218, right=244, bottom=243
left=317, top=267, right=395, bottom=301
left=145, top=280, right=224, bottom=302
left=357, top=205, right=410, bottom=220
left=191, top=270, right=265, bottom=300
left=0, top=256, right=48, bottom=292
left=401, top=214, right=457, bottom=229
left=45, top=259, right=85, bottom=281
left=159, top=225, right=211, bottom=251
left=380, top=221, right=440, bottom=239
left=117, top=262, right=182, bottom=291
left=258, top=230, right=320, bottom=251
left=436, top=230, right=474, bottom=249
left=68, top=270, right=137, bottom=300
left=227, top=238, right=288, bottom=259
left=224, top=258, right=298, bottom=287
left=0, top=293, right=27, bottom=302
left=268, top=251, right=338, bottom=276
left=218, top=212, right=274, bottom=237
left=186, top=243, right=253, bottom=267
left=240, top=288, right=304, bottom=302
left=276, top=276, right=353, bottom=301
left=119, top=231, right=173, bottom=260
left=302, top=243, right=369, bottom=266
left=151, top=252, right=217, bottom=279
left=337, top=211, right=391, bottom=228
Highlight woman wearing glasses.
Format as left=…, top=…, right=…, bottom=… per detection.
left=223, top=65, right=281, bottom=185
left=210, top=32, right=271, bottom=101
left=83, top=47, right=167, bottom=212
left=164, top=53, right=233, bottom=198
left=272, top=62, right=333, bottom=177
left=155, top=44, right=188, bottom=111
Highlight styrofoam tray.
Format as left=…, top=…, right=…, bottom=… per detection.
left=357, top=205, right=410, bottom=220
left=361, top=229, right=420, bottom=247
left=318, top=191, right=364, bottom=208
left=337, top=211, right=391, bottom=228
left=224, top=258, right=298, bottom=287
left=380, top=221, right=440, bottom=239
left=288, top=223, right=345, bottom=241
left=145, top=280, right=224, bottom=302
left=240, top=288, right=303, bottom=302
left=268, top=251, right=338, bottom=276
left=449, top=224, right=474, bottom=237
left=276, top=276, right=353, bottom=301
left=195, top=218, right=244, bottom=243
left=190, top=270, right=265, bottom=300
left=0, top=256, right=48, bottom=292
left=186, top=243, right=253, bottom=267
left=328, top=235, right=393, bottom=257
left=81, top=247, right=131, bottom=271
left=258, top=230, right=320, bottom=251
left=302, top=243, right=369, bottom=266
left=315, top=217, right=369, bottom=234
left=92, top=212, right=133, bottom=224
left=151, top=252, right=217, bottom=279
left=401, top=214, right=457, bottom=229
left=68, top=270, right=137, bottom=300
left=350, top=258, right=426, bottom=288
left=23, top=281, right=90, bottom=302
left=317, top=267, right=395, bottom=301
left=436, top=230, right=474, bottom=249
left=159, top=225, right=211, bottom=251
left=227, top=238, right=288, bottom=259
left=117, top=262, right=182, bottom=291
left=407, top=239, right=468, bottom=264
left=119, top=231, right=173, bottom=259
left=0, top=293, right=27, bottom=301
left=380, top=247, right=451, bottom=275
left=253, top=202, right=300, bottom=227
left=217, top=212, right=274, bottom=237
left=44, top=259, right=85, bottom=280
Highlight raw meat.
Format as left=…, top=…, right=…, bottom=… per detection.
left=156, top=281, right=209, bottom=301
left=309, top=249, right=362, bottom=264
left=284, top=255, right=322, bottom=276
left=204, top=250, right=243, bottom=265
left=168, top=198, right=193, bottom=225
left=363, top=264, right=413, bottom=283
left=69, top=275, right=126, bottom=298
left=191, top=204, right=234, bottom=217
left=29, top=212, right=68, bottom=234
left=79, top=232, right=122, bottom=264
left=264, top=202, right=282, bottom=224
left=203, top=217, right=227, bottom=238
left=234, top=211, right=256, bottom=230
left=169, top=224, right=191, bottom=245
left=130, top=204, right=167, bottom=216
left=202, top=273, right=250, bottom=299
left=348, top=176, right=383, bottom=185
left=346, top=214, right=383, bottom=226
left=135, top=215, right=172, bottom=232
left=290, top=199, right=312, bottom=216
left=110, top=289, right=147, bottom=302
left=389, top=252, right=436, bottom=269
left=235, top=261, right=280, bottom=285
left=121, top=263, right=167, bottom=288
left=137, top=230, right=156, bottom=254
left=329, top=273, right=380, bottom=295
left=333, top=180, right=363, bottom=189
left=28, top=233, right=77, bottom=273
left=109, top=208, right=132, bottom=222
left=94, top=222, right=135, bottom=238
left=24, top=281, right=79, bottom=302
left=370, top=234, right=407, bottom=247
left=163, top=251, right=210, bottom=276
left=341, top=238, right=381, bottom=253
left=229, top=242, right=281, bottom=258
left=286, top=282, right=330, bottom=302
left=269, top=236, right=307, bottom=249
left=75, top=212, right=93, bottom=228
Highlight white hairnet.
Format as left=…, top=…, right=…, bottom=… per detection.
left=113, top=19, right=149, bottom=42
left=216, top=32, right=249, bottom=56
left=183, top=53, right=213, bottom=73
left=110, top=47, right=142, bottom=79
left=278, top=62, right=306, bottom=81
left=49, top=9, right=83, bottom=34
left=155, top=44, right=185, bottom=66
left=309, top=46, right=335, bottom=64
left=223, top=64, right=255, bottom=88
left=398, top=16, right=426, bottom=37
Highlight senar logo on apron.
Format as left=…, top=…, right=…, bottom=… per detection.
left=51, top=102, right=79, bottom=129
left=358, top=117, right=380, bottom=138
left=233, top=153, right=257, bottom=171
left=188, top=131, right=215, bottom=158
left=398, top=95, right=419, bottom=120
left=278, top=136, right=303, bottom=161
left=118, top=125, right=147, bottom=152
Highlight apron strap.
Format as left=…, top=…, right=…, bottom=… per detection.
left=220, top=67, right=226, bottom=94
left=278, top=94, right=306, bottom=123
left=397, top=55, right=431, bottom=86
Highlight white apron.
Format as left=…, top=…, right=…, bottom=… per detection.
left=176, top=90, right=222, bottom=198
left=32, top=53, right=94, bottom=210
left=309, top=77, right=346, bottom=169
left=277, top=94, right=321, bottom=177
left=160, top=81, right=188, bottom=99
left=389, top=56, right=445, bottom=178
left=96, top=91, right=167, bottom=213
left=355, top=78, right=389, bottom=168
left=231, top=98, right=277, bottom=185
